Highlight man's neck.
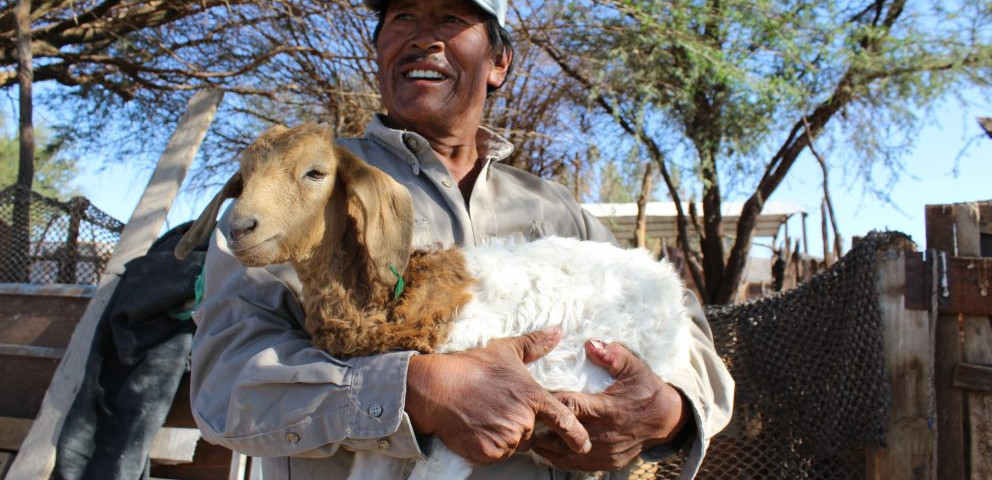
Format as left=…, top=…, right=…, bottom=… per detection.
left=382, top=114, right=486, bottom=201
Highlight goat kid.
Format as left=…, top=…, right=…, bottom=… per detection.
left=177, top=123, right=694, bottom=480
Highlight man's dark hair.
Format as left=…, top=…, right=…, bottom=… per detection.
left=371, top=5, right=514, bottom=94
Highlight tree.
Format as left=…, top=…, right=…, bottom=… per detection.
left=526, top=0, right=992, bottom=304
left=0, top=119, right=78, bottom=199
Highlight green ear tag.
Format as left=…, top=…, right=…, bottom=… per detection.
left=389, top=265, right=405, bottom=299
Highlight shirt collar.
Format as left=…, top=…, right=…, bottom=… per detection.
left=365, top=114, right=515, bottom=169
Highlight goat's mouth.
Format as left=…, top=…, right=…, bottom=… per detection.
left=230, top=235, right=279, bottom=265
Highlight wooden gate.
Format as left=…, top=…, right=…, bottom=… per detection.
left=873, top=200, right=992, bottom=480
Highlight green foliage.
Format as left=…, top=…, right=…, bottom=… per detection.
left=0, top=119, right=80, bottom=200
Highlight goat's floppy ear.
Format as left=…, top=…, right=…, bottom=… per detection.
left=174, top=172, right=243, bottom=260
left=336, top=146, right=414, bottom=283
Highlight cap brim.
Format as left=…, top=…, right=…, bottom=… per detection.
left=362, top=0, right=504, bottom=27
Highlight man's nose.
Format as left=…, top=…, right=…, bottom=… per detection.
left=408, top=21, right=445, bottom=52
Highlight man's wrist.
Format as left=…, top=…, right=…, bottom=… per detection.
left=641, top=413, right=696, bottom=461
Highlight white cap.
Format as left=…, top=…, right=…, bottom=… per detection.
left=364, top=0, right=507, bottom=27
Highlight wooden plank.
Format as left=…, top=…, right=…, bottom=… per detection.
left=904, top=255, right=992, bottom=316
left=0, top=417, right=33, bottom=451
left=0, top=294, right=86, bottom=347
left=0, top=355, right=59, bottom=418
left=867, top=247, right=936, bottom=480
left=0, top=452, right=12, bottom=477
left=954, top=362, right=992, bottom=394
left=926, top=203, right=967, bottom=480
left=954, top=202, right=992, bottom=480
left=0, top=344, right=64, bottom=360
left=5, top=89, right=224, bottom=480
left=0, top=284, right=95, bottom=298
left=148, top=427, right=202, bottom=465
left=0, top=417, right=200, bottom=466
left=228, top=453, right=247, bottom=480
left=904, top=251, right=927, bottom=311
left=149, top=439, right=234, bottom=480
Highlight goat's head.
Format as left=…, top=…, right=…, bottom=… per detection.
left=176, top=123, right=414, bottom=286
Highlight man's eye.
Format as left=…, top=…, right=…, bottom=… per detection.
left=305, top=170, right=327, bottom=180
left=445, top=15, right=465, bottom=23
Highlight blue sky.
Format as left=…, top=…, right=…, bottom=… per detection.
left=61, top=93, right=989, bottom=260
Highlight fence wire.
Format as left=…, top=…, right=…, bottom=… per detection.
left=0, top=184, right=124, bottom=285
left=628, top=231, right=902, bottom=480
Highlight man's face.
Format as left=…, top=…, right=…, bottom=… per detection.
left=375, top=0, right=509, bottom=132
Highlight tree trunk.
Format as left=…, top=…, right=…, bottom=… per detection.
left=634, top=161, right=654, bottom=248
left=7, top=0, right=33, bottom=283
left=698, top=148, right=725, bottom=303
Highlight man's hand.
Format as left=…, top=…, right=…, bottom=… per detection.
left=405, top=327, right=592, bottom=465
left=532, top=340, right=690, bottom=471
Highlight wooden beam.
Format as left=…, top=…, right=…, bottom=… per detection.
left=954, top=202, right=992, bottom=480
left=0, top=343, right=64, bottom=360
left=0, top=417, right=201, bottom=466
left=904, top=254, right=992, bottom=316
left=926, top=204, right=967, bottom=480
left=0, top=416, right=33, bottom=451
left=954, top=362, right=992, bottom=394
left=5, top=89, right=223, bottom=480
left=867, top=247, right=936, bottom=480
left=148, top=427, right=202, bottom=465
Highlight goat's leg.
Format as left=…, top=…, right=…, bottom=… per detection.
left=406, top=437, right=472, bottom=480
left=348, top=450, right=407, bottom=480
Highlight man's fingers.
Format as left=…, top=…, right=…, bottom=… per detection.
left=585, top=339, right=642, bottom=379
left=553, top=390, right=604, bottom=419
left=503, top=326, right=562, bottom=364
left=535, top=392, right=592, bottom=454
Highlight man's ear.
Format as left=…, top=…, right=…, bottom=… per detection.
left=488, top=49, right=513, bottom=89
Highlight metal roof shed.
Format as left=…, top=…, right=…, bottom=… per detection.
left=582, top=200, right=807, bottom=244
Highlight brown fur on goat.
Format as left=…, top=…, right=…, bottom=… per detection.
left=178, top=123, right=476, bottom=356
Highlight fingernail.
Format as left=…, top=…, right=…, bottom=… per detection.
left=543, top=325, right=561, bottom=335
left=589, top=339, right=606, bottom=350
left=582, top=439, right=592, bottom=453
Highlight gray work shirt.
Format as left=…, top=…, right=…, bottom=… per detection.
left=190, top=115, right=734, bottom=480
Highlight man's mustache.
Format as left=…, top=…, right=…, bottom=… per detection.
left=397, top=52, right=450, bottom=71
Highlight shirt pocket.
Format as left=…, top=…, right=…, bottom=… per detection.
left=411, top=216, right=434, bottom=250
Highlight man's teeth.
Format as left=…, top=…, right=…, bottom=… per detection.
left=406, top=69, right=446, bottom=79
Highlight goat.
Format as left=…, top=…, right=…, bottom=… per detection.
left=176, top=123, right=693, bottom=480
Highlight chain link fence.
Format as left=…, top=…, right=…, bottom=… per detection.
left=627, top=231, right=901, bottom=480
left=0, top=184, right=124, bottom=285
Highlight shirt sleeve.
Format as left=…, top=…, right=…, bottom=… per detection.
left=189, top=213, right=425, bottom=460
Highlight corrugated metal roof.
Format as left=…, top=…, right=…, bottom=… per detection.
left=582, top=200, right=806, bottom=240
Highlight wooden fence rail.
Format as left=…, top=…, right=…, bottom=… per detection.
left=878, top=201, right=992, bottom=480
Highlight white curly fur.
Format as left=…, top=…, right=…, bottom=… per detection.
left=352, top=237, right=692, bottom=480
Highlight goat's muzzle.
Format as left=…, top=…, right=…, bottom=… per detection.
left=229, top=216, right=258, bottom=242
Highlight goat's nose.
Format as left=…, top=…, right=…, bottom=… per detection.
left=229, top=217, right=257, bottom=241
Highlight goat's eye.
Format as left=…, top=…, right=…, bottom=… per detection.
left=305, top=169, right=327, bottom=180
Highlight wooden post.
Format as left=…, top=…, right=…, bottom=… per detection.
left=926, top=204, right=967, bottom=480
left=953, top=203, right=992, bottom=480
left=5, top=89, right=223, bottom=480
left=867, top=243, right=936, bottom=479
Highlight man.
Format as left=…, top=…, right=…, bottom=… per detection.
left=189, top=0, right=733, bottom=478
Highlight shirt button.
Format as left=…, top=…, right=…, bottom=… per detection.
left=368, top=403, right=384, bottom=418
left=377, top=439, right=390, bottom=450
left=441, top=179, right=452, bottom=188
left=286, top=432, right=300, bottom=445
left=404, top=136, right=422, bottom=151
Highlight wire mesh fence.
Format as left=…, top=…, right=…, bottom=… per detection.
left=628, top=231, right=900, bottom=480
left=0, top=184, right=124, bottom=285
